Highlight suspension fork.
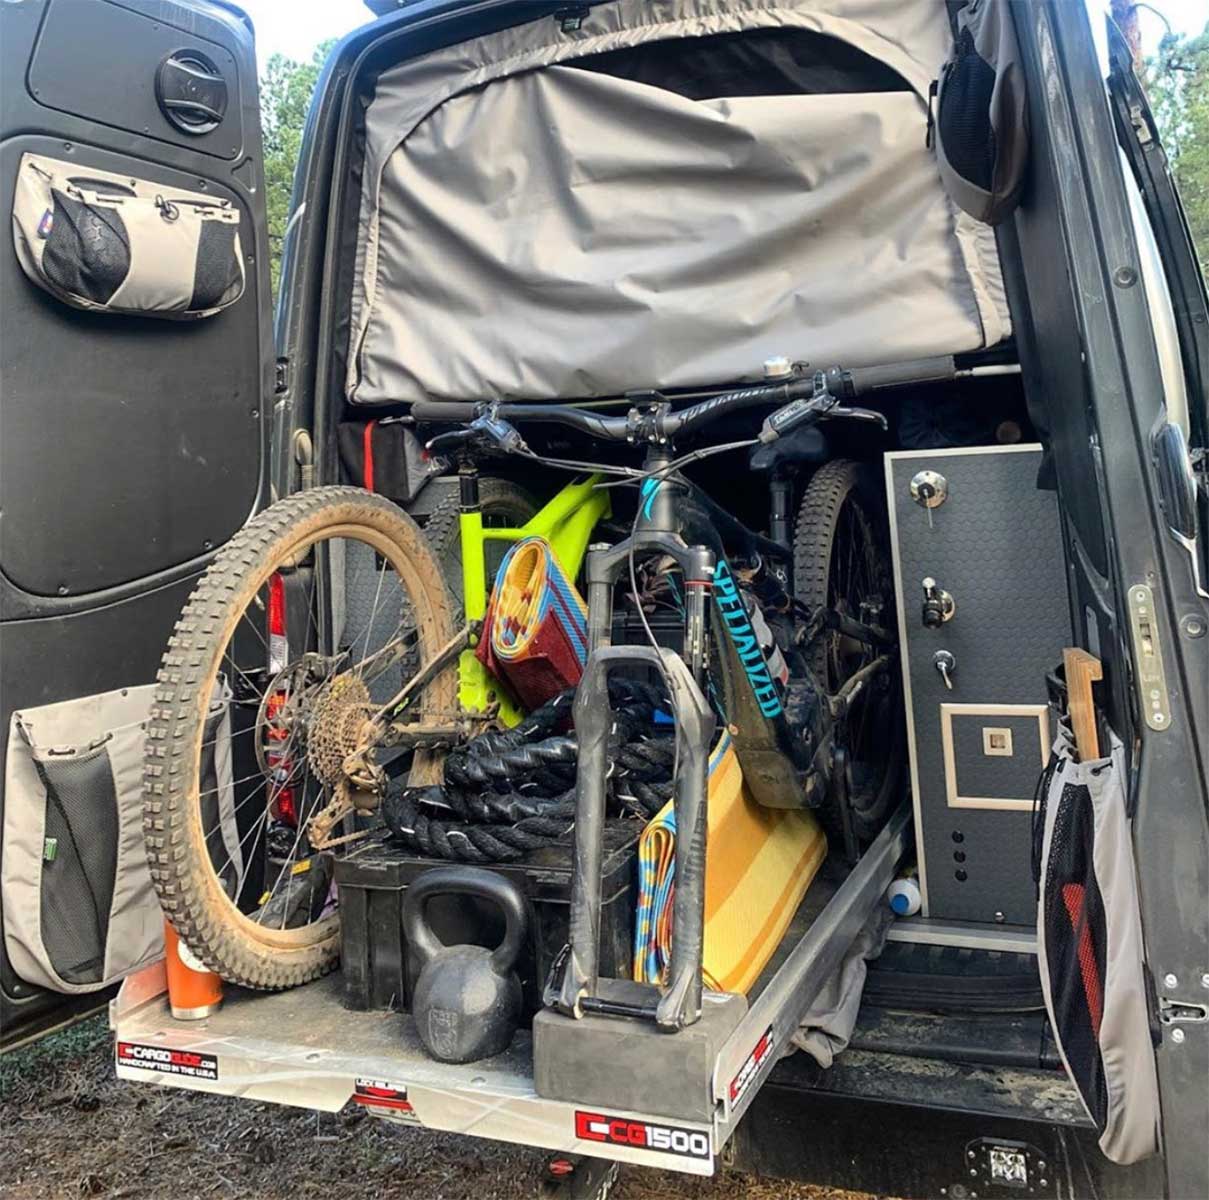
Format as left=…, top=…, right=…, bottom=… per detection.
left=587, top=457, right=714, bottom=688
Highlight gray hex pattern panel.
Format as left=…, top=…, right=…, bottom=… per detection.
left=890, top=447, right=1069, bottom=926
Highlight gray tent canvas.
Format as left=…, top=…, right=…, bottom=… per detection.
left=347, top=0, right=1009, bottom=405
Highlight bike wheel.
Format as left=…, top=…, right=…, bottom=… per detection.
left=794, top=460, right=904, bottom=841
left=143, top=487, right=457, bottom=989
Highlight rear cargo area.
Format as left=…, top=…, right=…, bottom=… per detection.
left=113, top=0, right=1160, bottom=1191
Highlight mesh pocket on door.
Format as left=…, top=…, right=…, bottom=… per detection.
left=1034, top=725, right=1160, bottom=1165
left=12, top=152, right=244, bottom=318
left=36, top=744, right=120, bottom=985
left=1041, top=779, right=1108, bottom=1128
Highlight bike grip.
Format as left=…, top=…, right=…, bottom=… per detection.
left=410, top=400, right=480, bottom=422
left=844, top=355, right=956, bottom=396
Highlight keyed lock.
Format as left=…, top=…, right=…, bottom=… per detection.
left=921, top=577, right=956, bottom=628
left=910, top=470, right=948, bottom=511
left=933, top=650, right=956, bottom=690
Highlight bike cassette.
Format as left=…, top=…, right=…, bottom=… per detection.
left=307, top=674, right=375, bottom=786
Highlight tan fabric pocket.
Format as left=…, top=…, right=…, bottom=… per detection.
left=2, top=684, right=236, bottom=993
left=12, top=153, right=243, bottom=318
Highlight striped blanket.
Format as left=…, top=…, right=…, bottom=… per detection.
left=635, top=733, right=827, bottom=996
left=476, top=536, right=589, bottom=710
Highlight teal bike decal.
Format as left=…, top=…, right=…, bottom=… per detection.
left=640, top=477, right=660, bottom=522
left=712, top=560, right=784, bottom=718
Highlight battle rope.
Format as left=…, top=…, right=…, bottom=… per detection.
left=383, top=679, right=674, bottom=863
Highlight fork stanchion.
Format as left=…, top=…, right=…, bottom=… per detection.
left=556, top=643, right=714, bottom=1030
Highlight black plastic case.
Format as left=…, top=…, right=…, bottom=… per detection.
left=334, top=821, right=641, bottom=1015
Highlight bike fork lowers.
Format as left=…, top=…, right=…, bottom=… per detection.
left=556, top=502, right=717, bottom=1030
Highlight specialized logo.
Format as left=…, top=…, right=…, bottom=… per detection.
left=574, top=1110, right=711, bottom=1161
left=712, top=560, right=783, bottom=717
left=728, top=1026, right=774, bottom=1106
left=116, top=1041, right=218, bottom=1080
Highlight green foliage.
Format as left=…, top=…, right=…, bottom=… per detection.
left=260, top=40, right=336, bottom=296
left=1144, top=24, right=1209, bottom=277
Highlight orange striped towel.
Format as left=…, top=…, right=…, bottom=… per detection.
left=635, top=733, right=827, bottom=996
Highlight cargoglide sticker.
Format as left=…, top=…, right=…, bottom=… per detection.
left=116, top=1041, right=218, bottom=1080
left=727, top=1025, right=774, bottom=1106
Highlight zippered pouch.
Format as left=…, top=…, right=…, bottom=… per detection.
left=1032, top=722, right=1160, bottom=1164
left=12, top=152, right=244, bottom=318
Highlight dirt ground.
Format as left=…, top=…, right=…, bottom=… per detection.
left=1, top=1018, right=880, bottom=1200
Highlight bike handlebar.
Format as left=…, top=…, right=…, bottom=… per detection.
left=839, top=354, right=956, bottom=396
left=409, top=400, right=480, bottom=422
left=411, top=353, right=957, bottom=446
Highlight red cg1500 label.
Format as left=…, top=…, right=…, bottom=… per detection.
left=574, top=1110, right=710, bottom=1161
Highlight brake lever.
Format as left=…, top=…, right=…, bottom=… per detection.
left=425, top=412, right=528, bottom=457
left=425, top=428, right=475, bottom=454
left=822, top=404, right=889, bottom=432
left=758, top=376, right=836, bottom=444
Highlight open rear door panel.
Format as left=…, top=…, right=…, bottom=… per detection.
left=0, top=0, right=272, bottom=1046
left=1001, top=3, right=1209, bottom=1195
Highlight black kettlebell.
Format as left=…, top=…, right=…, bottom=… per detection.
left=402, top=866, right=529, bottom=1064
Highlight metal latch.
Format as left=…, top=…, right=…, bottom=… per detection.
left=275, top=357, right=290, bottom=394
left=554, top=5, right=589, bottom=32
left=1160, top=999, right=1209, bottom=1025
left=1126, top=584, right=1171, bottom=731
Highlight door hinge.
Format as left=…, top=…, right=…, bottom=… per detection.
left=293, top=429, right=314, bottom=491
left=1128, top=102, right=1153, bottom=145
left=275, top=357, right=290, bottom=394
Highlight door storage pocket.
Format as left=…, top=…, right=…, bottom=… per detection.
left=1033, top=724, right=1160, bottom=1164
left=2, top=685, right=162, bottom=993
left=12, top=153, right=244, bottom=318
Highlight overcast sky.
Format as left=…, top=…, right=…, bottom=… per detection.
left=237, top=0, right=1208, bottom=71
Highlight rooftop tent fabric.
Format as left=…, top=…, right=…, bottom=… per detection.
left=349, top=0, right=1009, bottom=405
left=565, top=25, right=912, bottom=99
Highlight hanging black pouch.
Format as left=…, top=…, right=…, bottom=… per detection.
left=1033, top=723, right=1160, bottom=1164
left=933, top=0, right=1029, bottom=224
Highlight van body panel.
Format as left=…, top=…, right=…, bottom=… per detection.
left=0, top=0, right=271, bottom=1047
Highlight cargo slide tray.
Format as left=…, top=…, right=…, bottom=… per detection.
left=112, top=804, right=909, bottom=1176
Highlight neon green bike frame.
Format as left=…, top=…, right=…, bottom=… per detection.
left=458, top=474, right=610, bottom=724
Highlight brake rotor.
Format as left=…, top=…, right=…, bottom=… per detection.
left=306, top=674, right=374, bottom=785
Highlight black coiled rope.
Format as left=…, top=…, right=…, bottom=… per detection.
left=383, top=679, right=675, bottom=863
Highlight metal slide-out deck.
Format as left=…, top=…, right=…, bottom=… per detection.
left=112, top=806, right=909, bottom=1177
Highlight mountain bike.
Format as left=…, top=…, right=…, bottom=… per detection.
left=144, top=358, right=923, bottom=988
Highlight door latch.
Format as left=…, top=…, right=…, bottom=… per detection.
left=921, top=578, right=956, bottom=628
left=933, top=650, right=956, bottom=689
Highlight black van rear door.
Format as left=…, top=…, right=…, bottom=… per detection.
left=0, top=0, right=271, bottom=1047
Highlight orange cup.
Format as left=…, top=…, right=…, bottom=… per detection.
left=163, top=920, right=223, bottom=1020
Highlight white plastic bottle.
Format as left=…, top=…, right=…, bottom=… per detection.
left=887, top=871, right=922, bottom=917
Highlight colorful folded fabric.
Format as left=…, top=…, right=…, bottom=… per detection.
left=635, top=733, right=827, bottom=996
left=477, top=536, right=589, bottom=711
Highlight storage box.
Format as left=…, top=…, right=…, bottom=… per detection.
left=886, top=445, right=1068, bottom=935
left=334, top=821, right=641, bottom=1015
